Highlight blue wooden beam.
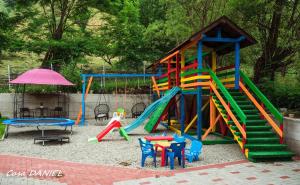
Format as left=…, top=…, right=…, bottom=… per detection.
left=234, top=42, right=240, bottom=89
left=202, top=35, right=245, bottom=43
left=81, top=76, right=86, bottom=125
left=197, top=41, right=203, bottom=140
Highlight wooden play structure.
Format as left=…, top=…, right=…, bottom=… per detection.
left=148, top=16, right=294, bottom=162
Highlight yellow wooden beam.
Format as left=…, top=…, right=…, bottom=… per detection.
left=181, top=75, right=211, bottom=82
left=184, top=100, right=209, bottom=133
left=202, top=114, right=221, bottom=140
left=151, top=76, right=160, bottom=97
left=169, top=125, right=181, bottom=135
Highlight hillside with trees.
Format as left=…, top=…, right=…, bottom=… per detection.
left=0, top=0, right=299, bottom=110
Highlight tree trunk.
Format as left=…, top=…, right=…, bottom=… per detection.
left=253, top=56, right=266, bottom=83
left=42, top=26, right=64, bottom=69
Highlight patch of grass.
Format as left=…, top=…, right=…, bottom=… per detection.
left=0, top=118, right=7, bottom=140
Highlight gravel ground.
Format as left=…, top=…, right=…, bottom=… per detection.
left=0, top=119, right=245, bottom=170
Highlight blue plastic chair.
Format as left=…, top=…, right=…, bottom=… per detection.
left=185, top=140, right=202, bottom=163
left=165, top=142, right=186, bottom=170
left=138, top=138, right=156, bottom=167
left=173, top=134, right=186, bottom=142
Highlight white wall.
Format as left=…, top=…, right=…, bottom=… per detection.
left=284, top=117, right=300, bottom=155
left=0, top=93, right=151, bottom=119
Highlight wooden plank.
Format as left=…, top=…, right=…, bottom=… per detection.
left=160, top=51, right=179, bottom=63
left=180, top=81, right=210, bottom=88
left=181, top=75, right=211, bottom=82
left=151, top=76, right=160, bottom=97
left=184, top=100, right=209, bottom=133
left=202, top=114, right=221, bottom=140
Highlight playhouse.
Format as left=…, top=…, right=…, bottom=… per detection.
left=80, top=16, right=294, bottom=162
left=146, top=16, right=294, bottom=162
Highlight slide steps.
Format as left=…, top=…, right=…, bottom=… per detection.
left=212, top=88, right=294, bottom=162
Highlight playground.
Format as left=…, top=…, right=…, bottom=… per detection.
left=0, top=119, right=245, bottom=169
left=0, top=13, right=300, bottom=185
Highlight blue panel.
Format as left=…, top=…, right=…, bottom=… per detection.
left=197, top=41, right=203, bottom=140
left=234, top=42, right=240, bottom=89
left=81, top=76, right=86, bottom=125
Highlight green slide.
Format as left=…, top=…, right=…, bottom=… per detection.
left=144, top=101, right=169, bottom=133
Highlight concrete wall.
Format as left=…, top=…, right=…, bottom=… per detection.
left=0, top=93, right=151, bottom=119
left=283, top=117, right=300, bottom=155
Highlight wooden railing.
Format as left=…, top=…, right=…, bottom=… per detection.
left=240, top=71, right=283, bottom=123
left=209, top=69, right=247, bottom=123
left=209, top=81, right=247, bottom=140
left=239, top=81, right=283, bottom=139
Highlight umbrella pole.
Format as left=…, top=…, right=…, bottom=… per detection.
left=22, top=84, right=25, bottom=109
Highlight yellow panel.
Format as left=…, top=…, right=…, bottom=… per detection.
left=181, top=75, right=211, bottom=82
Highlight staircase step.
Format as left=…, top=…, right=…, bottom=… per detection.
left=227, top=89, right=240, bottom=92
left=248, top=151, right=295, bottom=159
left=229, top=92, right=244, bottom=96
left=213, top=95, right=246, bottom=101
left=215, top=100, right=252, bottom=105
left=235, top=131, right=276, bottom=138
left=243, top=110, right=260, bottom=114
left=245, top=120, right=267, bottom=125
left=246, top=115, right=261, bottom=119
left=231, top=125, right=272, bottom=131
left=245, top=144, right=288, bottom=151
left=236, top=100, right=252, bottom=105
left=225, top=116, right=262, bottom=124
left=246, top=126, right=273, bottom=131
left=239, top=105, right=256, bottom=110
left=244, top=137, right=279, bottom=144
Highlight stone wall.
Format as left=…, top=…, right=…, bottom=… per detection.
left=283, top=117, right=300, bottom=155
left=0, top=93, right=151, bottom=119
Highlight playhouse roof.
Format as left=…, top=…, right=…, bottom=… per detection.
left=10, top=68, right=74, bottom=86
left=148, top=16, right=256, bottom=68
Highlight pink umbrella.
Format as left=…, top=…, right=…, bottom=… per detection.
left=10, top=68, right=74, bottom=86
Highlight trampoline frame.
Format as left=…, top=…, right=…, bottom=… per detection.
left=3, top=118, right=74, bottom=145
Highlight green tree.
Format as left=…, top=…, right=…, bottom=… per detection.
left=229, top=0, right=300, bottom=83
left=102, top=0, right=146, bottom=72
